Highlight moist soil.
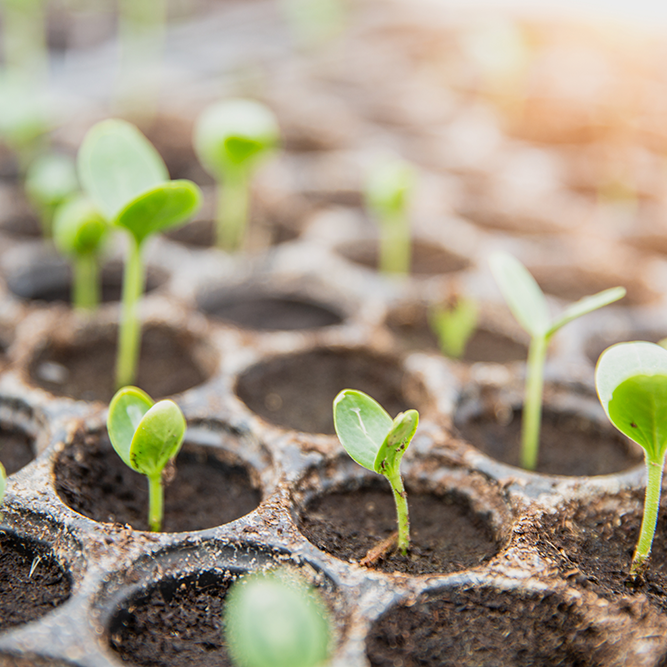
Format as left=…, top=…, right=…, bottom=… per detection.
left=108, top=570, right=235, bottom=667
left=54, top=431, right=260, bottom=532
left=236, top=348, right=426, bottom=434
left=456, top=408, right=643, bottom=476
left=28, top=323, right=209, bottom=402
left=0, top=532, right=72, bottom=630
left=298, top=483, right=499, bottom=575
left=365, top=586, right=601, bottom=667
left=0, top=428, right=34, bottom=475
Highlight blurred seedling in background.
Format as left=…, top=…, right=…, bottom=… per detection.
left=596, top=341, right=667, bottom=582
left=78, top=118, right=201, bottom=388
left=364, top=158, right=415, bottom=275
left=53, top=195, right=109, bottom=311
left=224, top=567, right=331, bottom=667
left=1, top=0, right=48, bottom=82
left=107, top=386, right=186, bottom=532
left=490, top=250, right=625, bottom=470
left=333, top=389, right=418, bottom=556
left=280, top=0, right=347, bottom=50
left=194, top=99, right=280, bottom=251
left=429, top=296, right=478, bottom=359
left=25, top=153, right=79, bottom=237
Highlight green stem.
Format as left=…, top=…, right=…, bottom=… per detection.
left=378, top=211, right=410, bottom=275
left=386, top=468, right=410, bottom=555
left=521, top=335, right=548, bottom=470
left=216, top=170, right=250, bottom=251
left=2, top=0, right=48, bottom=82
left=147, top=473, right=164, bottom=532
left=630, top=454, right=665, bottom=578
left=72, top=253, right=100, bottom=311
left=116, top=236, right=145, bottom=389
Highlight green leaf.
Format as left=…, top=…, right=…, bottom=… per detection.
left=489, top=251, right=550, bottom=338
left=53, top=196, right=108, bottom=256
left=374, top=409, right=418, bottom=475
left=25, top=153, right=78, bottom=209
left=107, top=386, right=154, bottom=470
left=429, top=298, right=478, bottom=359
left=548, top=287, right=626, bottom=337
left=333, top=389, right=393, bottom=471
left=596, top=341, right=667, bottom=461
left=115, top=180, right=202, bottom=244
left=77, top=119, right=169, bottom=221
left=365, top=159, right=415, bottom=221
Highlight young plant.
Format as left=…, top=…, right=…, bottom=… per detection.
left=52, top=195, right=109, bottom=311
left=107, top=386, right=186, bottom=532
left=429, top=296, right=478, bottom=359
left=224, top=567, right=331, bottom=667
left=489, top=251, right=625, bottom=470
left=280, top=0, right=347, bottom=49
left=193, top=99, right=280, bottom=251
left=333, top=389, right=418, bottom=556
left=364, top=158, right=415, bottom=275
left=78, top=118, right=201, bottom=388
left=596, top=341, right=667, bottom=581
left=1, top=0, right=48, bottom=82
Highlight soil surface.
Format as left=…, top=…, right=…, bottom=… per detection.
left=457, top=408, right=643, bottom=476
left=54, top=431, right=261, bottom=532
left=0, top=532, right=72, bottom=630
left=365, top=586, right=601, bottom=667
left=0, top=428, right=34, bottom=475
left=298, top=483, right=499, bottom=575
left=108, top=570, right=235, bottom=667
left=236, top=348, right=425, bottom=434
left=28, top=323, right=210, bottom=402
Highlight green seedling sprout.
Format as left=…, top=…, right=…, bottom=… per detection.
left=53, top=195, right=109, bottom=311
left=107, top=386, right=186, bottom=532
left=364, top=158, right=415, bottom=275
left=25, top=153, right=79, bottom=237
left=1, top=0, right=48, bottom=82
left=224, top=567, right=331, bottom=667
left=489, top=251, right=625, bottom=470
left=193, top=99, right=280, bottom=251
left=280, top=0, right=347, bottom=49
left=333, top=389, right=418, bottom=556
left=596, top=341, right=667, bottom=581
left=429, top=296, right=478, bottom=359
left=78, top=118, right=201, bottom=388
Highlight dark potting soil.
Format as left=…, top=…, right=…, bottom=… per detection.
left=457, top=408, right=643, bottom=476
left=0, top=532, right=72, bottom=630
left=365, top=586, right=601, bottom=667
left=108, top=570, right=235, bottom=667
left=0, top=428, right=34, bottom=475
left=236, top=348, right=424, bottom=434
left=28, top=323, right=209, bottom=403
left=298, top=484, right=499, bottom=575
left=54, top=431, right=261, bottom=532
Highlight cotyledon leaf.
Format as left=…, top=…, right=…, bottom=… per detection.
left=107, top=386, right=154, bottom=470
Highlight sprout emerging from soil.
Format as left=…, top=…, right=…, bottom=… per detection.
left=333, top=389, right=418, bottom=555
left=52, top=195, right=109, bottom=311
left=596, top=341, right=667, bottom=581
left=107, top=386, right=186, bottom=532
left=78, top=118, right=201, bottom=388
left=490, top=251, right=625, bottom=470
left=364, top=158, right=415, bottom=275
left=193, top=99, right=280, bottom=251
left=429, top=296, right=478, bottom=359
left=224, top=567, right=331, bottom=667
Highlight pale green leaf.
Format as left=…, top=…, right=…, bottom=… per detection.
left=107, top=386, right=154, bottom=469
left=374, top=409, right=418, bottom=475
left=365, top=159, right=415, bottom=220
left=53, top=196, right=108, bottom=257
left=429, top=298, right=478, bottom=359
left=548, top=287, right=626, bottom=337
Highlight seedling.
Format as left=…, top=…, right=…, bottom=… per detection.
left=78, top=118, right=201, bottom=388
left=193, top=99, right=280, bottom=251
left=1, top=0, right=48, bottom=82
left=364, top=158, right=415, bottom=275
left=52, top=195, right=109, bottom=311
left=429, top=296, right=478, bottom=359
left=224, top=567, right=331, bottom=667
left=596, top=341, right=667, bottom=581
left=333, top=389, right=418, bottom=555
left=280, top=0, right=346, bottom=49
left=489, top=251, right=625, bottom=470
left=107, top=386, right=186, bottom=532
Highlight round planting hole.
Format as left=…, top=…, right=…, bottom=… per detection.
left=54, top=431, right=261, bottom=532
left=29, top=322, right=213, bottom=402
left=0, top=532, right=72, bottom=631
left=236, top=348, right=426, bottom=434
left=298, top=480, right=499, bottom=575
left=366, top=587, right=601, bottom=667
left=457, top=407, right=643, bottom=476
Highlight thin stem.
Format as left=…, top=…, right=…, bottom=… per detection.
left=72, top=253, right=100, bottom=311
left=520, top=335, right=548, bottom=470
left=630, top=453, right=665, bottom=578
left=116, top=235, right=145, bottom=389
left=386, top=468, right=410, bottom=555
left=378, top=211, right=410, bottom=275
left=147, top=473, right=164, bottom=532
left=216, top=170, right=249, bottom=251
